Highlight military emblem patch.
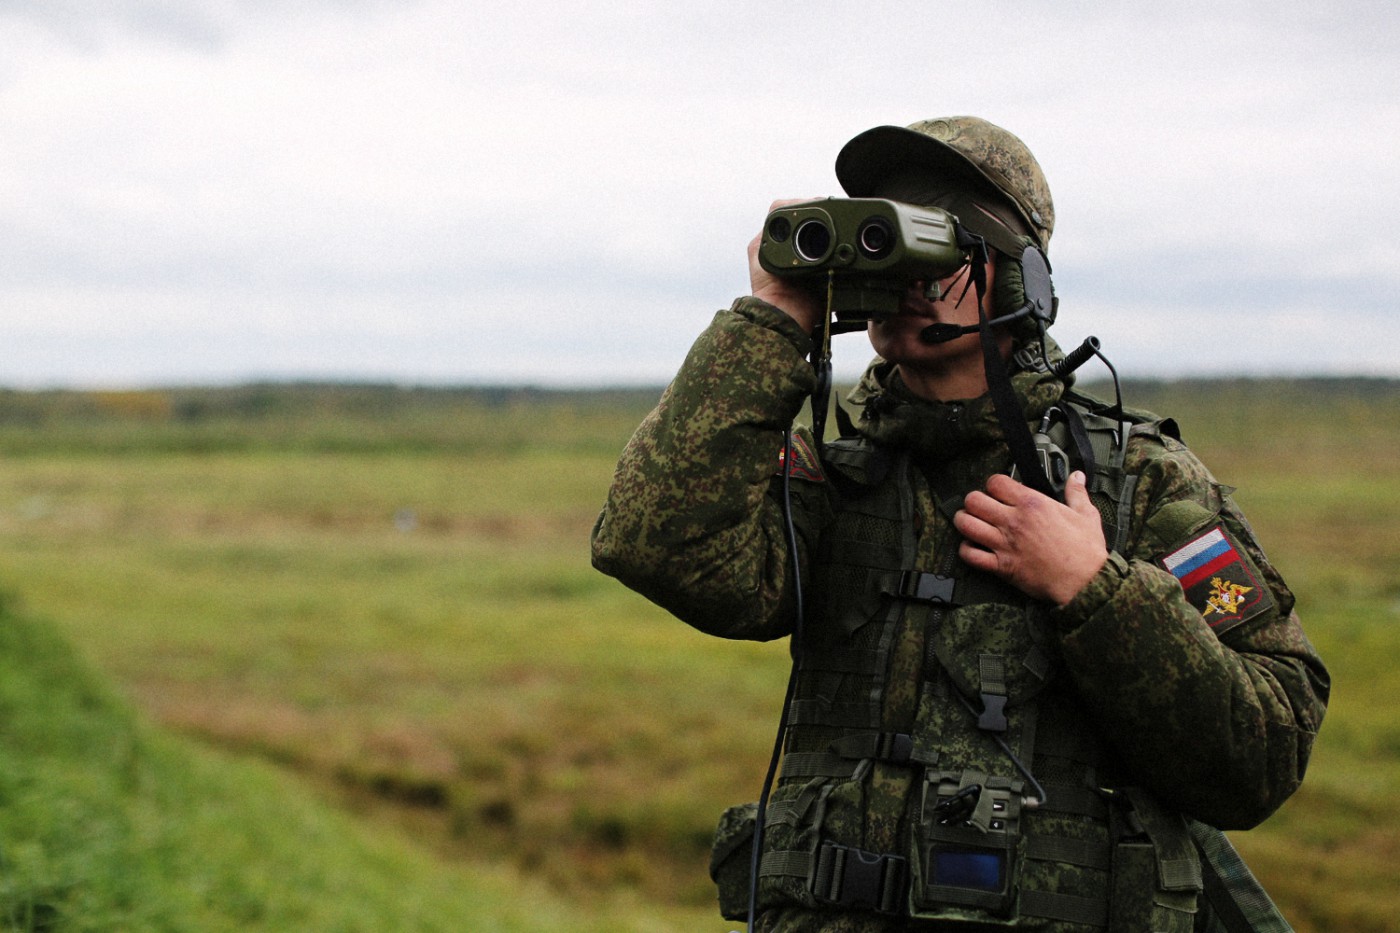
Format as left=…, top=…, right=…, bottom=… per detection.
left=775, top=432, right=823, bottom=482
left=1159, top=526, right=1273, bottom=634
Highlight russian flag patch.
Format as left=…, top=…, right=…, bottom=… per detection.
left=1159, top=525, right=1273, bottom=633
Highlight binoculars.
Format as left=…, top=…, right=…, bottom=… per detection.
left=758, top=198, right=970, bottom=327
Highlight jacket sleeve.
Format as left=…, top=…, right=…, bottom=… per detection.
left=1051, top=424, right=1330, bottom=829
left=590, top=298, right=831, bottom=641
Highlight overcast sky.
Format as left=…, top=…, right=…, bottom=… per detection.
left=2, top=0, right=1397, bottom=388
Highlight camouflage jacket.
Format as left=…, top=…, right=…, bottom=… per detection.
left=591, top=297, right=1329, bottom=929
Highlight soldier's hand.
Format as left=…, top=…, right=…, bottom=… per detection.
left=748, top=199, right=825, bottom=334
left=954, top=471, right=1109, bottom=607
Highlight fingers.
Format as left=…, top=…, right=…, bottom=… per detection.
left=958, top=538, right=1001, bottom=574
left=953, top=472, right=1063, bottom=583
left=982, top=472, right=1035, bottom=506
left=952, top=470, right=1109, bottom=605
left=953, top=500, right=1010, bottom=576
left=953, top=506, right=1002, bottom=551
left=1062, top=470, right=1097, bottom=518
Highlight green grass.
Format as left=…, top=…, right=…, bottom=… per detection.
left=0, top=590, right=681, bottom=933
left=0, top=380, right=1396, bottom=931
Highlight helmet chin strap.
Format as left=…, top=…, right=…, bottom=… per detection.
left=952, top=227, right=1059, bottom=499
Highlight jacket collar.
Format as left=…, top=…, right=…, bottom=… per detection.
left=845, top=337, right=1067, bottom=467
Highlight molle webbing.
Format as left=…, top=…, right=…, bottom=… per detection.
left=781, top=731, right=914, bottom=780
left=1020, top=889, right=1110, bottom=928
left=1026, top=834, right=1113, bottom=872
left=764, top=423, right=1148, bottom=926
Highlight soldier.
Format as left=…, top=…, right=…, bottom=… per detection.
left=591, top=117, right=1329, bottom=932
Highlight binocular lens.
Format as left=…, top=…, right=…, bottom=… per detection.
left=794, top=219, right=833, bottom=263
left=858, top=217, right=895, bottom=260
left=766, top=216, right=791, bottom=243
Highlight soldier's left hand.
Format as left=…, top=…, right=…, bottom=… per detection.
left=954, top=471, right=1109, bottom=607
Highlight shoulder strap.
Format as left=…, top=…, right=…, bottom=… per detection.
left=1190, top=821, right=1295, bottom=933
left=979, top=305, right=1056, bottom=499
left=1043, top=399, right=1136, bottom=554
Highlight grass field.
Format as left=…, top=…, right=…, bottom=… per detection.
left=0, top=379, right=1396, bottom=931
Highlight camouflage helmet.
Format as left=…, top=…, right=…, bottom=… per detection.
left=835, top=116, right=1054, bottom=251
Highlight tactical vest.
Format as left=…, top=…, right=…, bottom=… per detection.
left=712, top=399, right=1209, bottom=931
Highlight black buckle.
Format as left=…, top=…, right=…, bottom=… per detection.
left=978, top=693, right=1009, bottom=733
left=896, top=571, right=956, bottom=605
left=813, top=842, right=908, bottom=914
left=878, top=732, right=914, bottom=764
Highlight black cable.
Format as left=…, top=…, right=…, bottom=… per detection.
left=950, top=690, right=1048, bottom=809
left=745, top=426, right=808, bottom=933
left=1052, top=335, right=1124, bottom=418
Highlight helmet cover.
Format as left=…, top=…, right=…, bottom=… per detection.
left=836, top=116, right=1054, bottom=252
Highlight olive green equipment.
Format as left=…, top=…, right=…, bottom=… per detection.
left=757, top=197, right=967, bottom=331
left=716, top=399, right=1296, bottom=931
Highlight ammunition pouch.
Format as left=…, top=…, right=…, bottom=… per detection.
left=709, top=788, right=912, bottom=921
left=709, top=802, right=757, bottom=921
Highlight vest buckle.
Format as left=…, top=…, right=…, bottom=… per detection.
left=812, top=842, right=908, bottom=915
left=896, top=571, right=956, bottom=604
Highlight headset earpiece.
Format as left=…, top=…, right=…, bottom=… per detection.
left=993, top=251, right=1026, bottom=319
left=993, top=239, right=1056, bottom=328
left=1019, top=242, right=1056, bottom=327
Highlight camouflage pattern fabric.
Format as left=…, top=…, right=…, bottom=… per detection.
left=836, top=116, right=1055, bottom=250
left=590, top=297, right=1329, bottom=930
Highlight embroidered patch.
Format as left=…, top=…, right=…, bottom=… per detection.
left=775, top=432, right=823, bottom=482
left=1159, top=526, right=1273, bottom=633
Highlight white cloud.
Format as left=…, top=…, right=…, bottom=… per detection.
left=0, top=0, right=1397, bottom=387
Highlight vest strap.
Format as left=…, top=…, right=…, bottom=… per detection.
left=1113, top=474, right=1140, bottom=554
left=763, top=797, right=803, bottom=826
left=1190, top=820, right=1292, bottom=932
left=831, top=730, right=914, bottom=764
left=891, top=569, right=1024, bottom=608
left=1025, top=834, right=1113, bottom=872
left=1122, top=787, right=1203, bottom=892
left=781, top=732, right=915, bottom=779
left=788, top=698, right=883, bottom=729
left=1020, top=888, right=1110, bottom=927
left=1036, top=782, right=1111, bottom=821
left=978, top=654, right=1010, bottom=732
left=759, top=848, right=811, bottom=880
left=779, top=751, right=861, bottom=780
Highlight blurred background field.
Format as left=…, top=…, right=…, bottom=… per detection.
left=0, top=379, right=1396, bottom=931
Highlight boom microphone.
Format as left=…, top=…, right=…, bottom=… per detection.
left=918, top=322, right=976, bottom=344
left=918, top=301, right=1035, bottom=344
